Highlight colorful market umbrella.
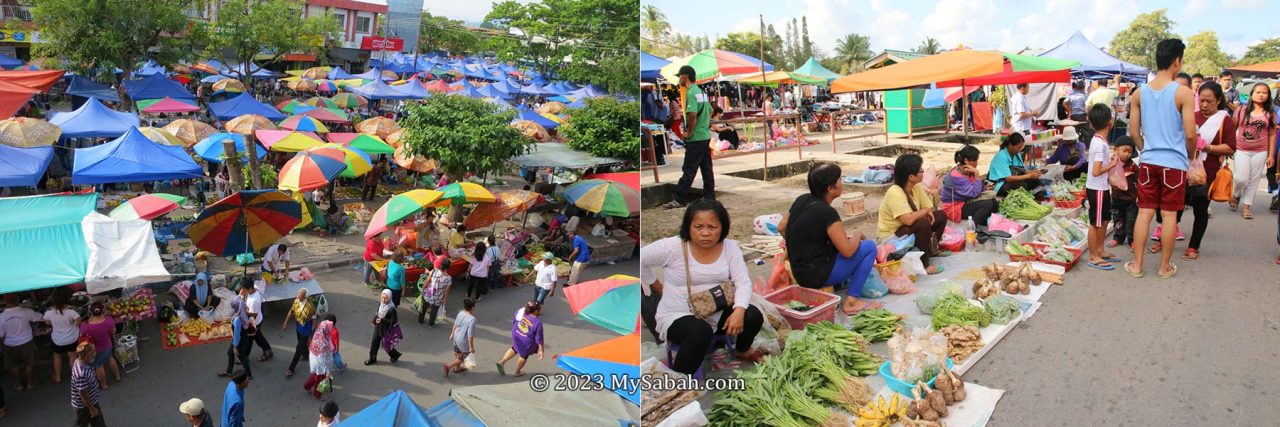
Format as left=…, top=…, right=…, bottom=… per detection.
left=556, top=333, right=640, bottom=405
left=329, top=93, right=368, bottom=109
left=136, top=127, right=184, bottom=146
left=303, top=96, right=340, bottom=109
left=462, top=190, right=544, bottom=229
left=300, top=66, right=330, bottom=80
left=435, top=182, right=496, bottom=206
left=108, top=193, right=188, bottom=220
left=299, top=107, right=349, bottom=123
left=363, top=189, right=445, bottom=238
left=211, top=79, right=246, bottom=93
left=255, top=129, right=323, bottom=152
left=355, top=116, right=399, bottom=138
left=830, top=50, right=1079, bottom=93
left=318, top=143, right=373, bottom=178
left=138, top=97, right=200, bottom=114
left=582, top=172, right=640, bottom=192
left=0, top=117, right=61, bottom=147
left=564, top=278, right=640, bottom=335
left=279, top=115, right=330, bottom=133
left=193, top=132, right=266, bottom=163
left=163, top=119, right=217, bottom=146
left=277, top=146, right=348, bottom=192
left=385, top=129, right=405, bottom=148
left=659, top=49, right=774, bottom=83
left=327, top=132, right=395, bottom=154
left=287, top=79, right=318, bottom=92
left=393, top=145, right=437, bottom=173
left=276, top=99, right=310, bottom=114
left=562, top=179, right=640, bottom=217
left=225, top=114, right=277, bottom=134
left=189, top=190, right=302, bottom=256
left=314, top=80, right=339, bottom=93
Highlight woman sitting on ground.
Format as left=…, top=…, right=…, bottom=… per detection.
left=1044, top=127, right=1086, bottom=181
left=639, top=199, right=763, bottom=376
left=777, top=162, right=882, bottom=315
left=710, top=106, right=741, bottom=149
left=184, top=273, right=220, bottom=318
left=941, top=145, right=999, bottom=234
left=987, top=132, right=1043, bottom=197
left=877, top=154, right=948, bottom=274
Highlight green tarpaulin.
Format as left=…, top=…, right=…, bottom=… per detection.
left=793, top=57, right=842, bottom=81
left=0, top=193, right=97, bottom=292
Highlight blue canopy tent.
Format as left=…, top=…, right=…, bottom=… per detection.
left=72, top=127, right=202, bottom=184
left=327, top=66, right=355, bottom=80
left=353, top=67, right=394, bottom=81
left=423, top=399, right=484, bottom=427
left=0, top=144, right=53, bottom=187
left=392, top=81, right=431, bottom=99
left=529, top=74, right=549, bottom=86
left=566, top=97, right=587, bottom=109
left=641, top=51, right=670, bottom=81
left=0, top=53, right=21, bottom=70
left=123, top=74, right=194, bottom=101
left=450, top=79, right=475, bottom=91
left=134, top=60, right=166, bottom=77
left=221, top=62, right=279, bottom=79
left=193, top=133, right=265, bottom=163
left=1039, top=31, right=1148, bottom=82
left=568, top=86, right=606, bottom=99
left=350, top=79, right=413, bottom=100
left=208, top=93, right=286, bottom=121
left=486, top=68, right=507, bottom=81
left=65, top=76, right=120, bottom=103
left=521, top=83, right=553, bottom=96
left=547, top=95, right=572, bottom=103
left=490, top=80, right=519, bottom=95
left=475, top=85, right=513, bottom=100
left=517, top=106, right=560, bottom=129
left=342, top=390, right=434, bottom=427
left=50, top=97, right=140, bottom=138
left=454, top=86, right=483, bottom=98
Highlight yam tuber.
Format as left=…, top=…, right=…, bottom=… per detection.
left=972, top=279, right=999, bottom=300
left=934, top=368, right=957, bottom=404
left=923, top=382, right=948, bottom=418
left=908, top=383, right=938, bottom=421
left=948, top=370, right=967, bottom=402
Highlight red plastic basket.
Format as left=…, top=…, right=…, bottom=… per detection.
left=764, top=286, right=841, bottom=330
left=1053, top=196, right=1083, bottom=209
left=1028, top=242, right=1084, bottom=271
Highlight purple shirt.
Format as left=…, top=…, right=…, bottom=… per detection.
left=511, top=309, right=544, bottom=356
left=1045, top=141, right=1087, bottom=169
left=79, top=316, right=116, bottom=352
left=941, top=168, right=984, bottom=203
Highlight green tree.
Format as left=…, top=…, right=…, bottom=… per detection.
left=1108, top=9, right=1177, bottom=72
left=421, top=12, right=483, bottom=54
left=916, top=37, right=941, bottom=55
left=1183, top=31, right=1233, bottom=76
left=31, top=0, right=197, bottom=84
left=200, top=0, right=339, bottom=82
left=641, top=4, right=670, bottom=56
left=1239, top=38, right=1280, bottom=65
left=484, top=0, right=638, bottom=95
left=800, top=16, right=813, bottom=63
left=832, top=33, right=872, bottom=74
left=562, top=98, right=639, bottom=161
left=401, top=94, right=530, bottom=179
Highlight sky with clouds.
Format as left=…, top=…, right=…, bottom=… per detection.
left=642, top=0, right=1273, bottom=59
left=422, top=0, right=538, bottom=24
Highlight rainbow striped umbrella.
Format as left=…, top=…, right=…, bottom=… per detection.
left=299, top=107, right=349, bottom=123
left=364, top=189, right=445, bottom=238
left=189, top=190, right=301, bottom=256
left=108, top=193, right=188, bottom=220
left=138, top=97, right=200, bottom=114
left=556, top=334, right=640, bottom=405
left=313, top=79, right=339, bottom=93
left=277, top=146, right=347, bottom=192
left=276, top=99, right=311, bottom=114
left=329, top=93, right=367, bottom=108
left=318, top=143, right=372, bottom=178
left=434, top=182, right=496, bottom=207
left=136, top=127, right=184, bottom=146
left=327, top=132, right=394, bottom=154
left=659, top=49, right=773, bottom=82
left=562, top=179, right=639, bottom=217
left=303, top=96, right=340, bottom=109
left=565, top=278, right=641, bottom=335
left=279, top=115, right=329, bottom=133
left=255, top=129, right=323, bottom=152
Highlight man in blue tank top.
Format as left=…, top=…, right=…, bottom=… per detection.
left=1124, top=39, right=1198, bottom=280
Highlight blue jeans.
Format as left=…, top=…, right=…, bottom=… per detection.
left=825, top=240, right=878, bottom=297
left=363, top=261, right=376, bottom=284
left=533, top=286, right=550, bottom=304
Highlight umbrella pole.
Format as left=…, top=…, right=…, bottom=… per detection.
left=963, top=80, right=969, bottom=140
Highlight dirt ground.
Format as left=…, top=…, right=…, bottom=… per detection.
left=640, top=193, right=794, bottom=245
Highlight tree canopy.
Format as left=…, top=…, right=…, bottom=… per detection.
left=484, top=0, right=638, bottom=95
left=1183, top=31, right=1233, bottom=76
left=916, top=37, right=941, bottom=55
left=1239, top=38, right=1280, bottom=66
left=1109, top=9, right=1177, bottom=73
left=831, top=33, right=872, bottom=74
left=562, top=98, right=639, bottom=161
left=399, top=95, right=531, bottom=179
left=197, top=0, right=339, bottom=81
left=420, top=12, right=483, bottom=55
left=31, top=0, right=199, bottom=82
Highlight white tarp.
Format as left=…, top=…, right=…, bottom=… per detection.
left=81, top=212, right=169, bottom=293
left=450, top=381, right=640, bottom=426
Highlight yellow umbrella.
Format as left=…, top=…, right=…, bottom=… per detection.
left=511, top=120, right=550, bottom=141
left=225, top=114, right=278, bottom=135
left=432, top=182, right=497, bottom=207
left=136, top=127, right=184, bottom=146
left=320, top=143, right=373, bottom=178
left=356, top=117, right=400, bottom=139
left=287, top=79, right=317, bottom=92
left=536, top=102, right=566, bottom=115
left=0, top=117, right=60, bottom=147
left=163, top=119, right=217, bottom=146
left=211, top=79, right=247, bottom=93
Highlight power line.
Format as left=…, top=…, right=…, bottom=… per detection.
left=421, top=21, right=637, bottom=53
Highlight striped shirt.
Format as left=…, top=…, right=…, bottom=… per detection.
left=70, top=359, right=99, bottom=409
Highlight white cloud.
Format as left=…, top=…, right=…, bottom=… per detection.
left=917, top=0, right=1001, bottom=50
left=1182, top=0, right=1213, bottom=15
left=865, top=0, right=912, bottom=52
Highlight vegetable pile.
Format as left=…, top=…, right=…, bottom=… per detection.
left=939, top=325, right=983, bottom=362
left=903, top=370, right=967, bottom=426
left=930, top=293, right=991, bottom=330
left=886, top=327, right=948, bottom=385
left=849, top=308, right=904, bottom=343
left=997, top=188, right=1052, bottom=220
left=915, top=282, right=963, bottom=314
left=983, top=294, right=1022, bottom=325
left=1037, top=217, right=1088, bottom=246
left=1005, top=241, right=1036, bottom=257
left=1051, top=180, right=1080, bottom=201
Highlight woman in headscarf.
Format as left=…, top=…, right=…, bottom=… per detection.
left=302, top=317, right=337, bottom=400
left=366, top=290, right=402, bottom=365
left=281, top=288, right=316, bottom=379
left=184, top=273, right=220, bottom=318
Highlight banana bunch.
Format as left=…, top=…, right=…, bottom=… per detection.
left=180, top=319, right=210, bottom=336
left=855, top=394, right=907, bottom=427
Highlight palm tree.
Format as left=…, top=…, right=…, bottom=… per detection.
left=642, top=5, right=670, bottom=45
left=833, top=33, right=872, bottom=74
left=917, top=37, right=941, bottom=55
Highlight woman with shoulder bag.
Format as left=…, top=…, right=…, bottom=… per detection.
left=1183, top=82, right=1237, bottom=259
left=639, top=199, right=763, bottom=375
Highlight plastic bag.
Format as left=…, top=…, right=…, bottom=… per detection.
left=654, top=401, right=709, bottom=427
left=198, top=309, right=215, bottom=324
left=750, top=293, right=789, bottom=352
left=463, top=353, right=477, bottom=370
left=1108, top=163, right=1129, bottom=191
left=939, top=226, right=963, bottom=247
left=884, top=268, right=916, bottom=295
left=1188, top=158, right=1207, bottom=186
left=234, top=252, right=255, bottom=266
left=901, top=251, right=927, bottom=276
left=313, top=294, right=329, bottom=315
left=921, top=166, right=941, bottom=195
left=885, top=234, right=915, bottom=252
left=752, top=214, right=783, bottom=236
left=860, top=269, right=888, bottom=299
left=765, top=253, right=792, bottom=291
left=987, top=213, right=1022, bottom=235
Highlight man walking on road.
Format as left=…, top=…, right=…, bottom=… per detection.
left=1125, top=38, right=1198, bottom=280
left=565, top=229, right=591, bottom=286
left=665, top=65, right=714, bottom=209
left=71, top=342, right=106, bottom=427
left=221, top=370, right=250, bottom=427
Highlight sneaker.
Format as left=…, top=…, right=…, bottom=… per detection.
left=1150, top=226, right=1161, bottom=241
left=1176, top=230, right=1185, bottom=241
left=1271, top=196, right=1279, bottom=213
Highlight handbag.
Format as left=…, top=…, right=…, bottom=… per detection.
left=1208, top=118, right=1234, bottom=202
left=316, top=377, right=333, bottom=394
left=681, top=242, right=735, bottom=319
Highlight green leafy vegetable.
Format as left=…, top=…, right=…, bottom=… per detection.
left=983, top=295, right=1022, bottom=325
left=998, top=188, right=1052, bottom=220
left=930, top=294, right=991, bottom=330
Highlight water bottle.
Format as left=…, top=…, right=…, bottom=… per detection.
left=964, top=217, right=977, bottom=252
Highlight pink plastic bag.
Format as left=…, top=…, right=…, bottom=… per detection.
left=987, top=214, right=1022, bottom=235
left=921, top=166, right=941, bottom=195
left=765, top=253, right=792, bottom=292
left=940, top=226, right=963, bottom=246
left=884, top=268, right=915, bottom=294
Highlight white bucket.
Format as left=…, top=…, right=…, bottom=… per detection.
left=838, top=192, right=866, bottom=216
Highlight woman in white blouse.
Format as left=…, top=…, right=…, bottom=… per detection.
left=640, top=199, right=763, bottom=375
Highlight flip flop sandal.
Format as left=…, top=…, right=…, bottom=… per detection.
left=1181, top=249, right=1199, bottom=260
left=928, top=266, right=945, bottom=275
left=1147, top=242, right=1162, bottom=254
left=1123, top=261, right=1144, bottom=278
left=936, top=250, right=953, bottom=258
left=495, top=363, right=506, bottom=376
left=1158, top=264, right=1178, bottom=279
left=1102, top=256, right=1122, bottom=263
left=1086, top=261, right=1115, bottom=270
left=661, top=201, right=687, bottom=210
left=1244, top=211, right=1254, bottom=220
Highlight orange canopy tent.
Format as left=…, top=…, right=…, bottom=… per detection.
left=0, top=70, right=64, bottom=92
left=461, top=190, right=544, bottom=230
left=830, top=50, right=1078, bottom=93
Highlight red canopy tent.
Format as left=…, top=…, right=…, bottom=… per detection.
left=0, top=70, right=65, bottom=92
left=934, top=62, right=1072, bottom=88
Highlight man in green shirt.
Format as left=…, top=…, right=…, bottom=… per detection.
left=664, top=65, right=715, bottom=208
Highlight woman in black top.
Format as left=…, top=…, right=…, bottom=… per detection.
left=778, top=162, right=882, bottom=315
left=710, top=107, right=740, bottom=149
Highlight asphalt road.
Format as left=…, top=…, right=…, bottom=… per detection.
left=966, top=194, right=1280, bottom=426
left=1, top=259, right=635, bottom=426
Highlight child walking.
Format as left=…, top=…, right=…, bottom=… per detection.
left=496, top=301, right=545, bottom=377
left=444, top=299, right=477, bottom=377
left=1085, top=103, right=1121, bottom=269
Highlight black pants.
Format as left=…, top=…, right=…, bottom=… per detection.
left=665, top=305, right=764, bottom=375
left=1112, top=198, right=1139, bottom=244
left=959, top=199, right=997, bottom=227
left=183, top=295, right=221, bottom=318
left=251, top=324, right=271, bottom=354
left=1184, top=192, right=1212, bottom=250
left=641, top=290, right=662, bottom=343
left=420, top=302, right=440, bottom=326
left=287, top=329, right=310, bottom=372
left=369, top=327, right=401, bottom=361
left=389, top=288, right=402, bottom=307
left=74, top=403, right=106, bottom=427
left=466, top=276, right=487, bottom=300
left=673, top=139, right=714, bottom=204
left=361, top=182, right=377, bottom=200
left=225, top=331, right=253, bottom=377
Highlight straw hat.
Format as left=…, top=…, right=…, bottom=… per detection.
left=1061, top=126, right=1079, bottom=141
left=179, top=398, right=205, bottom=416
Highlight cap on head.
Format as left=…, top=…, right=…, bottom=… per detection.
left=179, top=398, right=205, bottom=416
left=1060, top=126, right=1079, bottom=141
